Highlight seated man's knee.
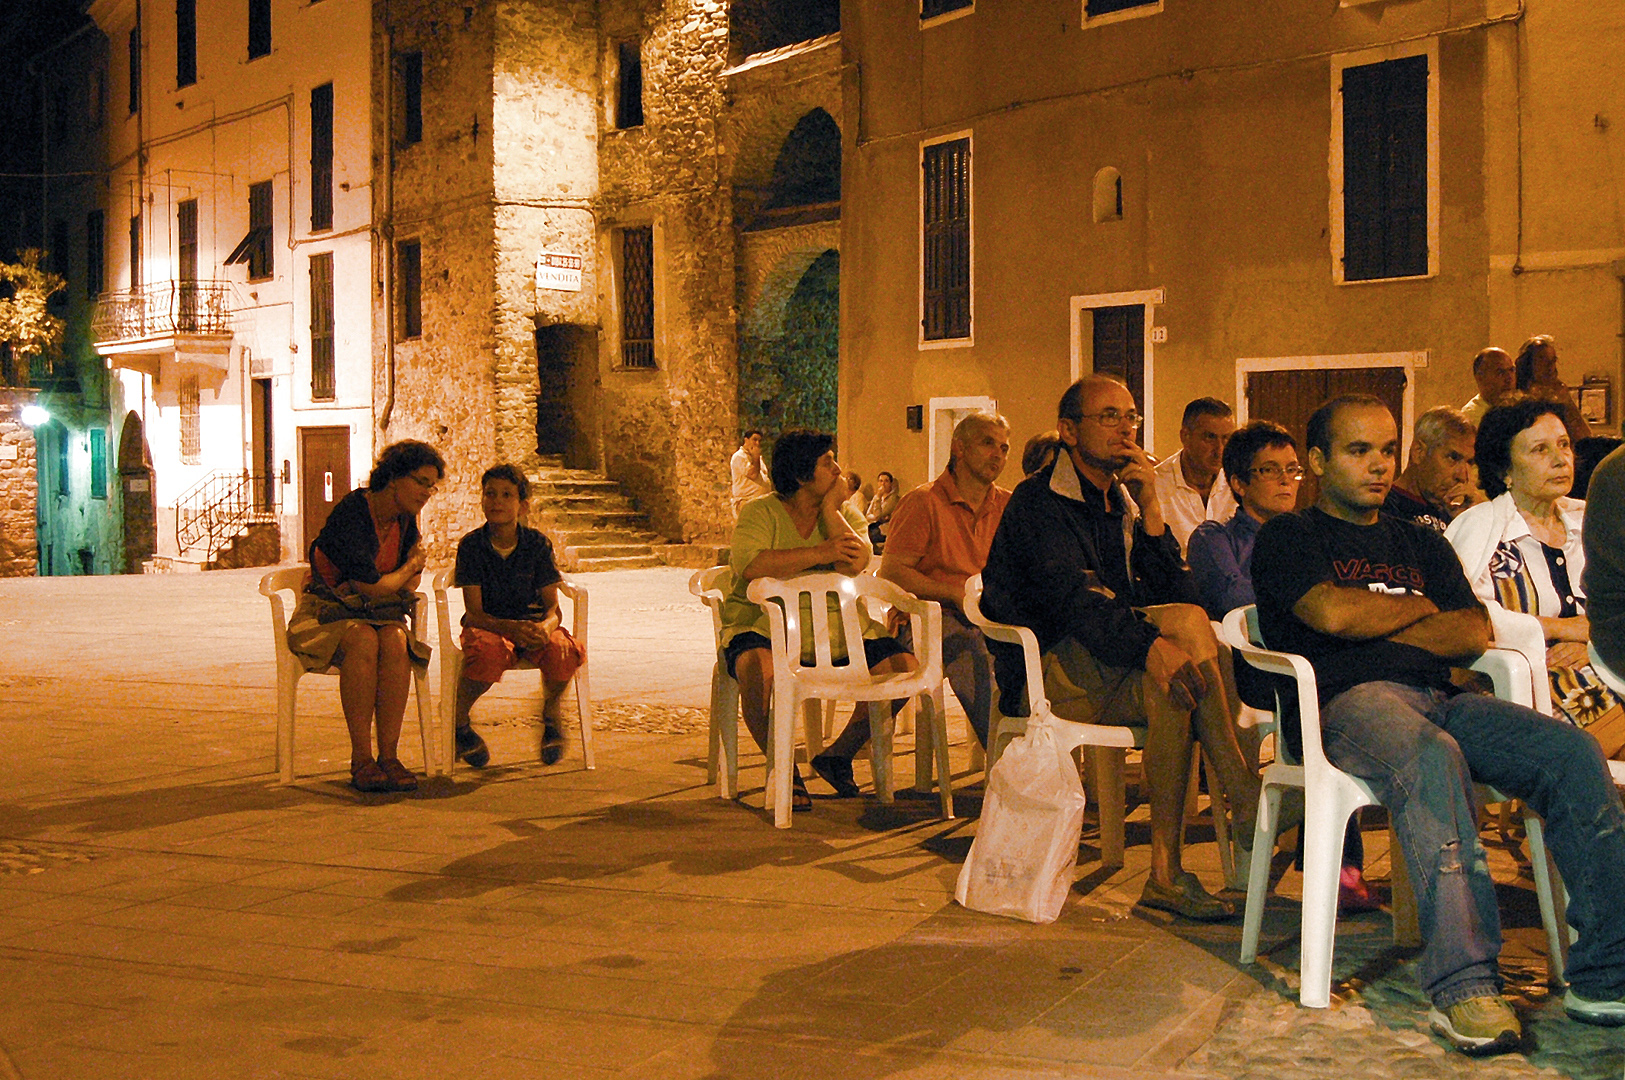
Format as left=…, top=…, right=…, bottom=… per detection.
left=1150, top=604, right=1218, bottom=659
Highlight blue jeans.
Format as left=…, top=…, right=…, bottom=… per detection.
left=1321, top=681, right=1625, bottom=1008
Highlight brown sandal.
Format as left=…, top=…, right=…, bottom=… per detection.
left=377, top=758, right=419, bottom=792
left=350, top=760, right=390, bottom=793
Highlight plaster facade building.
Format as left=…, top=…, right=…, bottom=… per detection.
left=838, top=0, right=1625, bottom=487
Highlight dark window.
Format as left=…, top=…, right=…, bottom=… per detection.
left=400, top=52, right=423, bottom=145
left=128, top=25, right=140, bottom=113
left=1086, top=0, right=1158, bottom=15
left=310, top=83, right=334, bottom=230
left=176, top=0, right=196, bottom=86
left=619, top=225, right=655, bottom=369
left=177, top=199, right=199, bottom=330
left=179, top=375, right=201, bottom=464
left=54, top=426, right=69, bottom=497
left=309, top=253, right=335, bottom=401
left=129, top=214, right=142, bottom=287
left=91, top=66, right=106, bottom=127
left=1342, top=54, right=1429, bottom=281
left=90, top=429, right=107, bottom=499
left=86, top=210, right=104, bottom=299
left=49, top=220, right=70, bottom=280
left=248, top=0, right=272, bottom=59
left=615, top=41, right=643, bottom=129
left=398, top=240, right=421, bottom=339
left=922, top=0, right=972, bottom=18
left=922, top=138, right=970, bottom=341
left=224, top=181, right=274, bottom=280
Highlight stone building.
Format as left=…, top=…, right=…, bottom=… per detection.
left=839, top=0, right=1625, bottom=486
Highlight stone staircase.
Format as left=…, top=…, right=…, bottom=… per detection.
left=529, top=458, right=667, bottom=572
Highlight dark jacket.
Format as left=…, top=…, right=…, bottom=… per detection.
left=309, top=488, right=420, bottom=586
left=981, top=453, right=1197, bottom=708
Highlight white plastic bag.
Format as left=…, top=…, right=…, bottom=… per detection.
left=954, top=719, right=1087, bottom=923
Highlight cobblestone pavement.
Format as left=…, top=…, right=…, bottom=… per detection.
left=0, top=567, right=1621, bottom=1079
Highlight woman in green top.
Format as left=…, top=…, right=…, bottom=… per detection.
left=721, top=430, right=915, bottom=811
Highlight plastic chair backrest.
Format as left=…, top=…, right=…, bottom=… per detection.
left=1220, top=605, right=1329, bottom=777
left=962, top=572, right=1049, bottom=717
left=690, top=565, right=730, bottom=651
left=259, top=566, right=311, bottom=653
left=746, top=572, right=875, bottom=678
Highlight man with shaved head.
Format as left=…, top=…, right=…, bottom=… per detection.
left=981, top=375, right=1261, bottom=922
left=1462, top=347, right=1515, bottom=427
left=881, top=411, right=1013, bottom=749
left=1251, top=394, right=1625, bottom=1053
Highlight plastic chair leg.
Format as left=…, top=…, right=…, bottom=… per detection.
left=914, top=697, right=934, bottom=793
left=802, top=700, right=824, bottom=762
left=771, top=689, right=797, bottom=829
left=872, top=700, right=896, bottom=805
left=709, top=667, right=739, bottom=799
left=412, top=665, right=438, bottom=776
left=1298, top=797, right=1354, bottom=1008
left=1522, top=812, right=1569, bottom=986
left=968, top=720, right=986, bottom=772
left=1094, top=745, right=1127, bottom=869
left=926, top=689, right=955, bottom=819
left=439, top=649, right=462, bottom=776
left=575, top=661, right=595, bottom=770
left=1239, top=783, right=1284, bottom=964
left=276, top=666, right=298, bottom=785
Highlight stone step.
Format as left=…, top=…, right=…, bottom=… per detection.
left=571, top=554, right=666, bottom=572
left=569, top=543, right=657, bottom=559
left=545, top=508, right=652, bottom=530
left=538, top=493, right=636, bottom=512
left=552, top=528, right=666, bottom=547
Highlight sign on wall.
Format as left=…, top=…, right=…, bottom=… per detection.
left=535, top=252, right=583, bottom=293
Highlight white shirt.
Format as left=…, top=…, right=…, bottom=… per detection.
left=730, top=447, right=771, bottom=517
left=1152, top=449, right=1236, bottom=556
left=1461, top=394, right=1493, bottom=427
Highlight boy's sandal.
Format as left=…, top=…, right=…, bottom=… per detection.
left=792, top=770, right=813, bottom=813
left=377, top=758, right=419, bottom=792
left=350, top=760, right=390, bottom=793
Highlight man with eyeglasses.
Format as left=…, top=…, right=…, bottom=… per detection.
left=1384, top=406, right=1478, bottom=532
left=1153, top=397, right=1237, bottom=555
left=982, top=375, right=1262, bottom=921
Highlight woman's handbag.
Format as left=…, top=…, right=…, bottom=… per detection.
left=954, top=718, right=1087, bottom=923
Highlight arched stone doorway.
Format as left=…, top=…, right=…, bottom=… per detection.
left=118, top=411, right=156, bottom=573
left=739, top=249, right=839, bottom=439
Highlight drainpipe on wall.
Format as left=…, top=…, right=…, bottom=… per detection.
left=379, top=6, right=398, bottom=433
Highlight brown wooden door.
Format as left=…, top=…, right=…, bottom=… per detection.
left=1245, top=366, right=1406, bottom=508
left=299, top=426, right=351, bottom=556
left=1091, top=305, right=1145, bottom=411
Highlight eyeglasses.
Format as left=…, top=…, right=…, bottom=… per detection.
left=406, top=474, right=440, bottom=493
left=1068, top=408, right=1142, bottom=429
left=1249, top=463, right=1304, bottom=482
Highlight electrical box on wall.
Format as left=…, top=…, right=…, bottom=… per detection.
left=906, top=405, right=924, bottom=431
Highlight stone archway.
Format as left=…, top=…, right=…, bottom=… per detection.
left=739, top=249, right=839, bottom=440
left=117, top=410, right=155, bottom=572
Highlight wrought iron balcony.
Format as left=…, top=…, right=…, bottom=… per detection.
left=92, top=279, right=235, bottom=345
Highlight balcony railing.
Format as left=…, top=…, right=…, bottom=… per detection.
left=176, top=469, right=280, bottom=555
left=92, top=280, right=235, bottom=344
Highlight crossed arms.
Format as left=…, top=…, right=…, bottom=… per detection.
left=1293, top=582, right=1489, bottom=662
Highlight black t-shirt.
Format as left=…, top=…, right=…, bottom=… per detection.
left=454, top=524, right=563, bottom=622
left=1381, top=485, right=1451, bottom=535
left=1252, top=508, right=1484, bottom=705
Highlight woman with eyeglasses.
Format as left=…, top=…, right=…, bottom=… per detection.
left=286, top=439, right=445, bottom=792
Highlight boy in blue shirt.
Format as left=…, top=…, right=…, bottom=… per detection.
left=453, top=465, right=585, bottom=766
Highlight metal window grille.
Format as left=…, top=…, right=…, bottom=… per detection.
left=1342, top=54, right=1428, bottom=281
left=310, top=83, right=334, bottom=230
left=922, top=0, right=972, bottom=19
left=90, top=429, right=107, bottom=499
left=177, top=0, right=197, bottom=86
left=309, top=253, right=335, bottom=401
left=401, top=52, right=423, bottom=145
left=180, top=375, right=201, bottom=464
left=615, top=41, right=643, bottom=129
left=922, top=138, right=970, bottom=341
left=86, top=210, right=104, bottom=299
left=398, top=240, right=421, bottom=339
left=248, top=0, right=271, bottom=59
left=619, top=226, right=655, bottom=369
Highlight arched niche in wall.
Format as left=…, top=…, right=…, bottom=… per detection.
left=762, top=108, right=841, bottom=214
left=729, top=0, right=839, bottom=61
left=738, top=249, right=839, bottom=442
left=1093, top=166, right=1123, bottom=223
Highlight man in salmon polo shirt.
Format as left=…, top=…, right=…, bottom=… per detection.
left=879, top=411, right=1013, bottom=750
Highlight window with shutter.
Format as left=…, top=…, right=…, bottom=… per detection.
left=922, top=138, right=971, bottom=343
left=397, top=240, right=421, bottom=340
left=248, top=0, right=272, bottom=59
left=224, top=181, right=274, bottom=280
left=1341, top=54, right=1428, bottom=281
left=311, top=84, right=334, bottom=231
left=310, top=253, right=335, bottom=402
left=177, top=0, right=197, bottom=87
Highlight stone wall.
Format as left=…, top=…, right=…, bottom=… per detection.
left=0, top=391, right=40, bottom=577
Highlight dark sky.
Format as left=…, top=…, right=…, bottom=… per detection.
left=0, top=0, right=89, bottom=60
left=0, top=0, right=92, bottom=169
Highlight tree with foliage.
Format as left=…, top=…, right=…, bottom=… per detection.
left=0, top=249, right=66, bottom=387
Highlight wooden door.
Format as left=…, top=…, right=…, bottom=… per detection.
left=299, top=426, right=351, bottom=555
left=250, top=378, right=273, bottom=510
left=1091, top=305, right=1145, bottom=411
left=1245, top=366, right=1406, bottom=508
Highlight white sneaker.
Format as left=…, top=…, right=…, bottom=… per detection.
left=1566, top=989, right=1625, bottom=1027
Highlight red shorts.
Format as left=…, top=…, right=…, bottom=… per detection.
left=459, top=625, right=585, bottom=685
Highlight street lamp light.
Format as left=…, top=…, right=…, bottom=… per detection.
left=20, top=405, right=50, bottom=428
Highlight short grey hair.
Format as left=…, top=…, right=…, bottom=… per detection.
left=949, top=410, right=1010, bottom=469
left=1410, top=405, right=1475, bottom=463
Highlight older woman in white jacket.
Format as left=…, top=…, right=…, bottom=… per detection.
left=1447, top=399, right=1625, bottom=757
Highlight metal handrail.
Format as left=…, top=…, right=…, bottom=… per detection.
left=176, top=470, right=279, bottom=554
left=91, top=280, right=236, bottom=343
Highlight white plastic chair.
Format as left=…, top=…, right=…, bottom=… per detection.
left=747, top=572, right=953, bottom=828
left=1222, top=604, right=1571, bottom=1006
left=429, top=568, right=594, bottom=771
left=259, top=565, right=440, bottom=784
left=962, top=573, right=1142, bottom=867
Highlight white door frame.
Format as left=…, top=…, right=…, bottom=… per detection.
left=1234, top=351, right=1425, bottom=463
left=927, top=395, right=997, bottom=479
left=1069, top=287, right=1164, bottom=453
